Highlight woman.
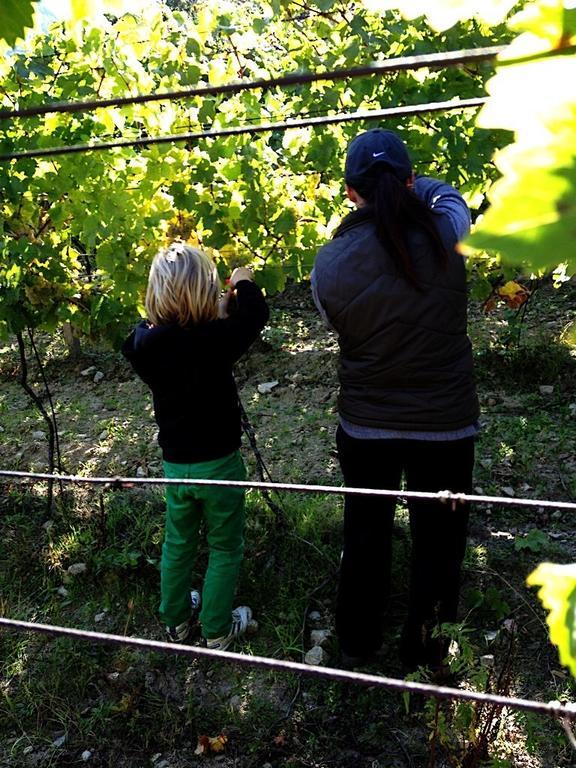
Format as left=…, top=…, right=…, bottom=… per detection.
left=311, top=128, right=479, bottom=670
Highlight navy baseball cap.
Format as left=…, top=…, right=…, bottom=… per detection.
left=344, top=128, right=412, bottom=187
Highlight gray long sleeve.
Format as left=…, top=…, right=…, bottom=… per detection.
left=413, top=175, right=471, bottom=242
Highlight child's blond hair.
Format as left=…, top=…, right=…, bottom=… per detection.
left=145, top=242, right=220, bottom=326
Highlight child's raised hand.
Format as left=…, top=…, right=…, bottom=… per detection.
left=229, top=267, right=253, bottom=287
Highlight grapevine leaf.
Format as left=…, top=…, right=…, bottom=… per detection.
left=0, top=0, right=514, bottom=342
left=360, top=0, right=517, bottom=31
left=527, top=563, right=576, bottom=677
left=497, top=280, right=530, bottom=309
left=0, top=0, right=36, bottom=46
left=467, top=72, right=576, bottom=271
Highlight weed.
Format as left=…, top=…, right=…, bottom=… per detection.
left=514, top=528, right=549, bottom=554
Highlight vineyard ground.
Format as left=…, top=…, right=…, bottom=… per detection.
left=1, top=280, right=576, bottom=768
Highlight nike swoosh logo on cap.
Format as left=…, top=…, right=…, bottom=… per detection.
left=372, top=151, right=386, bottom=157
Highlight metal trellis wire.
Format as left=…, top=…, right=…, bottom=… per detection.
left=2, top=467, right=576, bottom=734
left=0, top=46, right=504, bottom=122
left=1, top=468, right=576, bottom=512
left=1, top=617, right=575, bottom=723
left=0, top=97, right=487, bottom=162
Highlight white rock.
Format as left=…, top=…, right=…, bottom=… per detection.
left=569, top=403, right=576, bottom=416
left=94, top=612, right=107, bottom=623
left=93, top=371, right=105, bottom=383
left=229, top=694, right=243, bottom=710
left=304, top=646, right=326, bottom=666
left=23, top=746, right=34, bottom=755
left=57, top=585, right=69, bottom=597
left=257, top=380, right=279, bottom=394
left=81, top=366, right=96, bottom=376
left=98, top=431, right=108, bottom=441
left=52, top=735, right=67, bottom=748
left=136, top=466, right=147, bottom=477
left=310, top=629, right=331, bottom=647
left=81, top=750, right=92, bottom=761
left=307, top=610, right=322, bottom=627
left=246, top=618, right=259, bottom=635
left=502, top=486, right=515, bottom=497
left=68, top=562, right=87, bottom=576
left=32, top=431, right=45, bottom=440
left=107, top=672, right=120, bottom=682
left=480, top=654, right=495, bottom=668
left=539, top=385, right=554, bottom=395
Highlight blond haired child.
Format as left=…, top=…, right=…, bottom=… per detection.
left=122, top=242, right=269, bottom=649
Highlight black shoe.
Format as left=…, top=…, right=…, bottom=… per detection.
left=400, top=621, right=450, bottom=674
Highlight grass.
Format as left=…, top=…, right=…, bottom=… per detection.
left=1, top=280, right=576, bottom=766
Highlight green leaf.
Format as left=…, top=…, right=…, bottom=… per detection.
left=0, top=0, right=515, bottom=342
left=527, top=563, right=576, bottom=677
left=0, top=0, right=36, bottom=46
left=514, top=529, right=548, bottom=553
left=255, top=263, right=286, bottom=293
left=468, top=155, right=576, bottom=272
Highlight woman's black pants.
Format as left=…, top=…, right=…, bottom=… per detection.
left=335, top=426, right=475, bottom=661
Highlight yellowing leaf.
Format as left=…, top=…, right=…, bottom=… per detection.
left=197, top=6, right=217, bottom=43
left=209, top=734, right=228, bottom=753
left=507, top=0, right=571, bottom=52
left=194, top=733, right=228, bottom=755
left=496, top=280, right=530, bottom=308
left=65, top=0, right=148, bottom=25
left=208, top=59, right=228, bottom=87
left=359, top=0, right=517, bottom=31
left=70, top=0, right=91, bottom=21
left=219, top=244, right=237, bottom=261
left=282, top=127, right=313, bottom=155
left=527, top=563, right=576, bottom=677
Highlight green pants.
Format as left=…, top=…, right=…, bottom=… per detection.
left=160, top=451, right=246, bottom=639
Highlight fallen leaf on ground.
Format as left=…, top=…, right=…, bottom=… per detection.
left=194, top=733, right=228, bottom=755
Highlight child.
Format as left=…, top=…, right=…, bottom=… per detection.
left=122, top=242, right=269, bottom=649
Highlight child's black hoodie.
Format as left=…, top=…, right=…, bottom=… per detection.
left=122, top=280, right=269, bottom=463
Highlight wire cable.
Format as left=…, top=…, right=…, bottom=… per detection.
left=0, top=46, right=503, bottom=122
left=1, top=468, right=575, bottom=512
left=0, top=96, right=487, bottom=162
left=1, top=617, right=574, bottom=721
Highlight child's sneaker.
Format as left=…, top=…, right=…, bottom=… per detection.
left=165, top=620, right=191, bottom=643
left=206, top=606, right=253, bottom=652
left=165, top=591, right=202, bottom=643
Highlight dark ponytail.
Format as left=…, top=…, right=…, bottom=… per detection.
left=357, top=171, right=449, bottom=288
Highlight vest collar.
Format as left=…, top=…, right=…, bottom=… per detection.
left=334, top=207, right=375, bottom=238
